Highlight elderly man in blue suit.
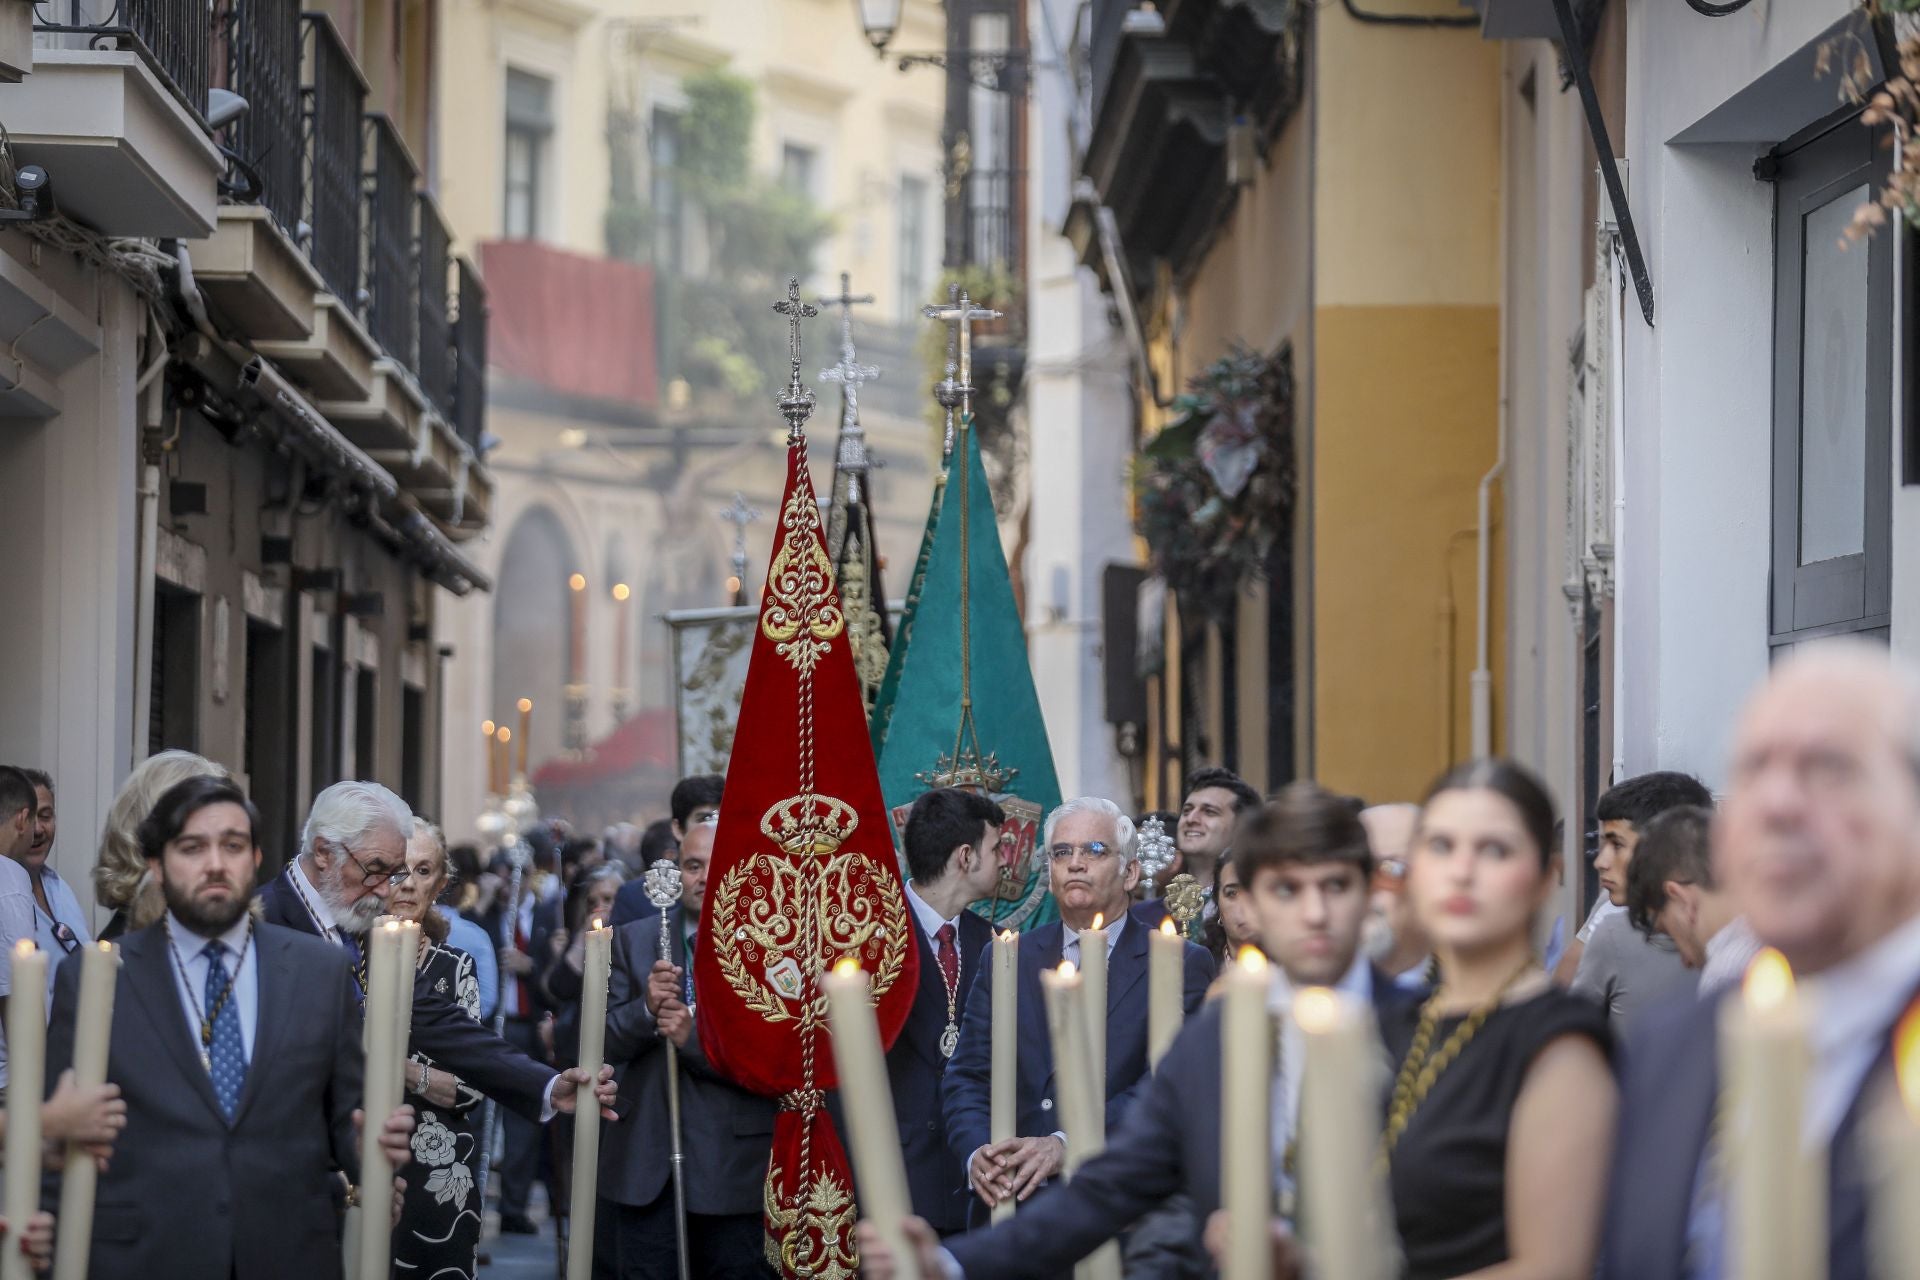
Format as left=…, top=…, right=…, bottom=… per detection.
left=863, top=781, right=1421, bottom=1279
left=941, top=795, right=1215, bottom=1220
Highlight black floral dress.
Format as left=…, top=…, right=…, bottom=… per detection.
left=393, top=943, right=486, bottom=1280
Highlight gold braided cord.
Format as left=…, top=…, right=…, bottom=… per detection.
left=1375, top=960, right=1538, bottom=1172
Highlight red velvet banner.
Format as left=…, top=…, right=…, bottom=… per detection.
left=695, top=431, right=919, bottom=1279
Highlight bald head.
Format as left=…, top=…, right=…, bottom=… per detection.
left=678, top=818, right=716, bottom=918
left=1360, top=804, right=1419, bottom=863
left=1716, top=641, right=1920, bottom=974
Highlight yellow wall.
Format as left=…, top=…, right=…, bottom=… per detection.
left=1310, top=4, right=1502, bottom=805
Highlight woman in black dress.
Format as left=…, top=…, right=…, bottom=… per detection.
left=387, top=819, right=487, bottom=1280
left=1381, top=760, right=1616, bottom=1280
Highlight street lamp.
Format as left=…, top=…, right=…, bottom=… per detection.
left=856, top=0, right=900, bottom=52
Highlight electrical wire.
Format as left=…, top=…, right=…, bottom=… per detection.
left=1684, top=0, right=1755, bottom=14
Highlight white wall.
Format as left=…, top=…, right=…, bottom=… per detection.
left=1617, top=0, right=1854, bottom=789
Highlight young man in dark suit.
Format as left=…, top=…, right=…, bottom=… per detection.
left=881, top=787, right=1004, bottom=1235
left=46, top=775, right=416, bottom=1280
left=941, top=796, right=1215, bottom=1222
left=864, top=781, right=1419, bottom=1279
left=594, top=820, right=776, bottom=1279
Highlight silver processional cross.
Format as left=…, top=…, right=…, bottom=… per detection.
left=817, top=272, right=881, bottom=505
left=922, top=287, right=1003, bottom=448
left=772, top=277, right=818, bottom=441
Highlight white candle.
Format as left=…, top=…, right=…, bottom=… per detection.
left=355, top=921, right=404, bottom=1280
left=823, top=960, right=921, bottom=1280
left=1869, top=1005, right=1920, bottom=1280
left=3, top=941, right=46, bottom=1280
left=1079, top=915, right=1107, bottom=1101
left=52, top=941, right=117, bottom=1280
left=1148, top=917, right=1183, bottom=1068
left=990, top=929, right=1016, bottom=1225
left=1221, top=946, right=1272, bottom=1280
left=1294, top=987, right=1387, bottom=1280
left=1041, top=961, right=1119, bottom=1280
left=568, top=920, right=613, bottom=1280
left=1722, top=948, right=1824, bottom=1280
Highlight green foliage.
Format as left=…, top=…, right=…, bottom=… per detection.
left=678, top=71, right=754, bottom=194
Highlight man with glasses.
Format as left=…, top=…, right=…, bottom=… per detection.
left=1359, top=802, right=1430, bottom=991
left=941, top=796, right=1214, bottom=1224
left=259, top=781, right=615, bottom=1145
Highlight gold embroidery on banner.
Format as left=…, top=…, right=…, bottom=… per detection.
left=761, top=487, right=845, bottom=675
left=840, top=530, right=888, bottom=700
left=765, top=1163, right=859, bottom=1280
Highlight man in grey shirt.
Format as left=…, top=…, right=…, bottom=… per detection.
left=0, top=768, right=47, bottom=1092
left=1570, top=771, right=1709, bottom=1028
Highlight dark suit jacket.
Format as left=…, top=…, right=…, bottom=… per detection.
left=257, top=866, right=553, bottom=1121
left=947, top=969, right=1414, bottom=1277
left=598, top=909, right=775, bottom=1214
left=47, top=922, right=361, bottom=1280
left=881, top=906, right=994, bottom=1233
left=1599, top=978, right=1918, bottom=1280
left=609, top=876, right=663, bottom=928
left=941, top=918, right=1215, bottom=1182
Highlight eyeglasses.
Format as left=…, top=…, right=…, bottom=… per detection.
left=1046, top=841, right=1116, bottom=863
left=346, top=847, right=411, bottom=888
left=1371, top=857, right=1408, bottom=893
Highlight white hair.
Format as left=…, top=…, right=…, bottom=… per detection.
left=301, top=780, right=413, bottom=863
left=1042, top=796, right=1138, bottom=865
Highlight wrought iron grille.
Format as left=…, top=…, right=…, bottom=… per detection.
left=34, top=0, right=212, bottom=126
left=966, top=168, right=1018, bottom=272
left=362, top=113, right=418, bottom=368
left=452, top=258, right=487, bottom=454
left=302, top=14, right=363, bottom=307
left=417, top=194, right=454, bottom=419
left=226, top=0, right=302, bottom=233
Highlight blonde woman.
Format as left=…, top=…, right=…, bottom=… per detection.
left=95, top=751, right=228, bottom=940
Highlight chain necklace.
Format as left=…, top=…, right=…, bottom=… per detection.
left=288, top=867, right=370, bottom=999
left=1376, top=958, right=1538, bottom=1172
left=165, top=915, right=254, bottom=1072
left=934, top=928, right=961, bottom=1058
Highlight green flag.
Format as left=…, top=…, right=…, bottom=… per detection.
left=868, top=464, right=944, bottom=758
left=875, top=420, right=1060, bottom=931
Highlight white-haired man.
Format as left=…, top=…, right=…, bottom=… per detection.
left=941, top=796, right=1215, bottom=1224
left=258, top=781, right=615, bottom=1128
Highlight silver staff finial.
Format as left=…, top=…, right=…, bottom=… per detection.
left=923, top=286, right=1002, bottom=450
left=773, top=276, right=818, bottom=441
left=1136, top=815, right=1177, bottom=898
left=644, top=858, right=685, bottom=910
left=817, top=271, right=881, bottom=501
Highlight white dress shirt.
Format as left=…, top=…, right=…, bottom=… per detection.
left=904, top=881, right=963, bottom=943
left=1061, top=911, right=1128, bottom=968
left=164, top=910, right=260, bottom=1061
left=1269, top=953, right=1375, bottom=1209
left=0, top=855, right=38, bottom=1088
left=288, top=857, right=343, bottom=943
left=1801, top=911, right=1920, bottom=1146
left=33, top=864, right=93, bottom=1000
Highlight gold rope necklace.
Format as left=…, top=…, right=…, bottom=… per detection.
left=1376, top=958, right=1538, bottom=1172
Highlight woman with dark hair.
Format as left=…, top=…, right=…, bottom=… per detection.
left=1382, top=759, right=1616, bottom=1280
left=1199, top=855, right=1261, bottom=969
left=382, top=819, right=485, bottom=1280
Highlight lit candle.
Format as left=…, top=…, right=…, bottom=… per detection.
left=482, top=721, right=498, bottom=796
left=52, top=941, right=117, bottom=1280
left=516, top=698, right=532, bottom=777
left=495, top=726, right=511, bottom=796
left=1294, top=987, right=1387, bottom=1280
left=568, top=573, right=587, bottom=683
left=1221, top=946, right=1272, bottom=1280
left=392, top=919, right=419, bottom=1060
left=2, top=942, right=45, bottom=1280
left=1080, top=913, right=1108, bottom=1102
left=1040, top=960, right=1118, bottom=1280
left=990, top=929, right=1017, bottom=1224
left=568, top=920, right=613, bottom=1280
left=1149, top=917, right=1183, bottom=1068
left=823, top=959, right=921, bottom=1280
left=1870, top=1005, right=1920, bottom=1280
left=612, top=584, right=632, bottom=699
left=1722, top=948, right=1823, bottom=1280
left=355, top=921, right=404, bottom=1280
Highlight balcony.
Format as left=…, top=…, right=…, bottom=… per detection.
left=6, top=0, right=224, bottom=236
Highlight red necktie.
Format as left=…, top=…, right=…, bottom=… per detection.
left=935, top=923, right=959, bottom=989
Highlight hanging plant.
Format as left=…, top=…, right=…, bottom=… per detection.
left=1131, top=343, right=1297, bottom=618
left=1825, top=2, right=1920, bottom=239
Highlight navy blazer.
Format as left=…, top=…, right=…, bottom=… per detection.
left=941, top=917, right=1215, bottom=1182
left=598, top=909, right=776, bottom=1214
left=46, top=922, right=362, bottom=1280
left=947, top=969, right=1415, bottom=1277
left=882, top=905, right=995, bottom=1233
left=1599, top=977, right=1920, bottom=1280
left=256, top=866, right=554, bottom=1122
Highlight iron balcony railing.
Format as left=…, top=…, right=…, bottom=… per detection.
left=302, top=13, right=364, bottom=308
left=34, top=0, right=211, bottom=126
left=362, top=113, right=418, bottom=368
left=966, top=168, right=1019, bottom=274
left=226, top=0, right=303, bottom=234
left=417, top=194, right=455, bottom=419
left=452, top=258, right=487, bottom=455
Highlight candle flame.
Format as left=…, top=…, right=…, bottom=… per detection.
left=1293, top=986, right=1342, bottom=1034
left=383, top=919, right=400, bottom=933
left=1058, top=959, right=1078, bottom=979
left=1743, top=947, right=1795, bottom=1011
left=517, top=698, right=532, bottom=714
left=998, top=929, right=1017, bottom=943
left=569, top=573, right=587, bottom=592
left=482, top=719, right=496, bottom=737
left=612, top=583, right=631, bottom=602
left=834, top=957, right=863, bottom=978
left=98, top=941, right=113, bottom=953
left=591, top=917, right=603, bottom=932
left=1091, top=913, right=1105, bottom=931
left=1897, top=1004, right=1920, bottom=1121
left=497, top=726, right=511, bottom=744
left=1237, top=945, right=1267, bottom=972
left=1159, top=917, right=1177, bottom=938
left=12, top=939, right=32, bottom=957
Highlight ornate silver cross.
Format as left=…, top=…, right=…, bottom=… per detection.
left=922, top=288, right=1003, bottom=426
left=772, top=277, right=818, bottom=440
left=817, top=272, right=881, bottom=502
